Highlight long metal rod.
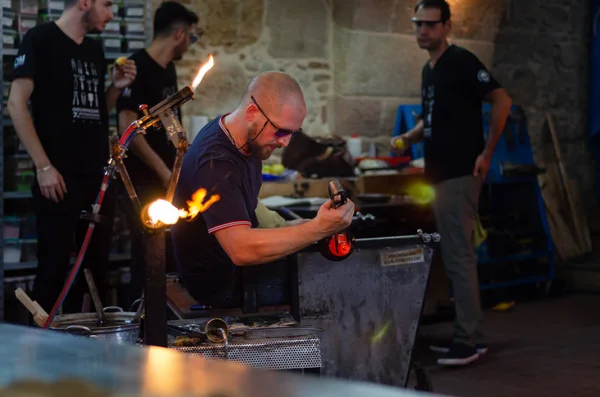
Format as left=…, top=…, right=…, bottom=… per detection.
left=165, top=141, right=188, bottom=203
left=354, top=235, right=422, bottom=243
left=110, top=135, right=142, bottom=215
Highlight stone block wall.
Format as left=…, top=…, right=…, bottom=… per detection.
left=150, top=0, right=596, bottom=210
left=490, top=0, right=595, bottom=211
left=152, top=0, right=333, bottom=137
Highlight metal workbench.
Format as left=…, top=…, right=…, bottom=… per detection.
left=0, top=323, right=445, bottom=397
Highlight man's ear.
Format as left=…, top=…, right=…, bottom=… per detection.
left=444, top=19, right=452, bottom=35
left=173, top=27, right=185, bottom=43
left=244, top=102, right=256, bottom=122
left=79, top=0, right=91, bottom=11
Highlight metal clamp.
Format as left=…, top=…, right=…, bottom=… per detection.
left=417, top=229, right=441, bottom=244
left=80, top=210, right=106, bottom=225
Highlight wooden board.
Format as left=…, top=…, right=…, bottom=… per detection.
left=536, top=113, right=592, bottom=261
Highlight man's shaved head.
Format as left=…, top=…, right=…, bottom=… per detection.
left=227, top=71, right=307, bottom=161
left=243, top=71, right=306, bottom=126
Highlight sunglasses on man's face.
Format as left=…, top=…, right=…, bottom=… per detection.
left=411, top=17, right=443, bottom=29
left=187, top=27, right=204, bottom=44
left=251, top=96, right=302, bottom=138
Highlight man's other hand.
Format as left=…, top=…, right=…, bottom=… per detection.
left=113, top=59, right=137, bottom=89
left=473, top=152, right=491, bottom=180
left=37, top=166, right=67, bottom=203
left=390, top=135, right=408, bottom=155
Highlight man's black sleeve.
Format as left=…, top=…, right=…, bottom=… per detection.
left=12, top=28, right=38, bottom=80
left=459, top=49, right=501, bottom=100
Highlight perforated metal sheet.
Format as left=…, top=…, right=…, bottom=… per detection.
left=171, top=336, right=322, bottom=371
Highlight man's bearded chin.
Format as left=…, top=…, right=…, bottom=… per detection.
left=246, top=123, right=274, bottom=160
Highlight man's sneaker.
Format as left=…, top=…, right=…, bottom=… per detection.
left=430, top=341, right=488, bottom=354
left=437, top=342, right=480, bottom=366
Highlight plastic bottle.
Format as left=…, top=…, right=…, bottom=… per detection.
left=347, top=134, right=363, bottom=158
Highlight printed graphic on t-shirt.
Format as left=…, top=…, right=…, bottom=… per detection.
left=477, top=69, right=490, bottom=83
left=161, top=85, right=179, bottom=140
left=14, top=54, right=25, bottom=69
left=71, top=58, right=101, bottom=123
left=423, top=85, right=434, bottom=139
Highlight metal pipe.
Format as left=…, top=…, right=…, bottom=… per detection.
left=165, top=139, right=189, bottom=203
left=109, top=134, right=141, bottom=215
left=149, top=86, right=194, bottom=117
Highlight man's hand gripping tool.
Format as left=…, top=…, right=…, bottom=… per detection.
left=319, top=180, right=353, bottom=261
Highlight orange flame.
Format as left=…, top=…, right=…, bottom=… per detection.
left=191, top=54, right=215, bottom=90
left=184, top=188, right=221, bottom=220
left=146, top=188, right=220, bottom=226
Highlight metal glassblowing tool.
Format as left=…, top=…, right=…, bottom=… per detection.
left=41, top=56, right=216, bottom=348
left=318, top=181, right=441, bottom=262
left=319, top=180, right=354, bottom=261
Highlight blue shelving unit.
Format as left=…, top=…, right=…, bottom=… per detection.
left=393, top=104, right=555, bottom=290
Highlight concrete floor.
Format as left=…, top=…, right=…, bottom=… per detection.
left=409, top=292, right=600, bottom=397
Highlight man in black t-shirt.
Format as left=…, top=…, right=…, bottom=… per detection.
left=8, top=0, right=137, bottom=314
left=171, top=71, right=355, bottom=309
left=391, top=0, right=512, bottom=366
left=116, top=1, right=199, bottom=308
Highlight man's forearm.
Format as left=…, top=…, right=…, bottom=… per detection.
left=404, top=119, right=425, bottom=145
left=105, top=84, right=123, bottom=114
left=216, top=219, right=332, bottom=266
left=8, top=101, right=50, bottom=169
left=285, top=219, right=310, bottom=226
left=483, top=91, right=512, bottom=157
left=129, top=135, right=171, bottom=175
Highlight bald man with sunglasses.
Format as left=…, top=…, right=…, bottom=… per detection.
left=171, top=71, right=355, bottom=310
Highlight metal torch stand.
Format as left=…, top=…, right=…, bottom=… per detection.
left=143, top=229, right=168, bottom=347
left=297, top=232, right=439, bottom=388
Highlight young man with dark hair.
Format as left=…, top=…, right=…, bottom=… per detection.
left=392, top=0, right=512, bottom=366
left=8, top=0, right=137, bottom=314
left=116, top=1, right=199, bottom=307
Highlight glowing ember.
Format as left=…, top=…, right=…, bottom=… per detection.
left=191, top=55, right=215, bottom=90
left=146, top=188, right=220, bottom=226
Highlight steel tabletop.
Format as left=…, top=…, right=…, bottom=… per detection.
left=0, top=323, right=446, bottom=397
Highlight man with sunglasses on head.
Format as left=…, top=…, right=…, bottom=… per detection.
left=391, top=0, right=512, bottom=366
left=116, top=1, right=199, bottom=308
left=171, top=71, right=355, bottom=310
